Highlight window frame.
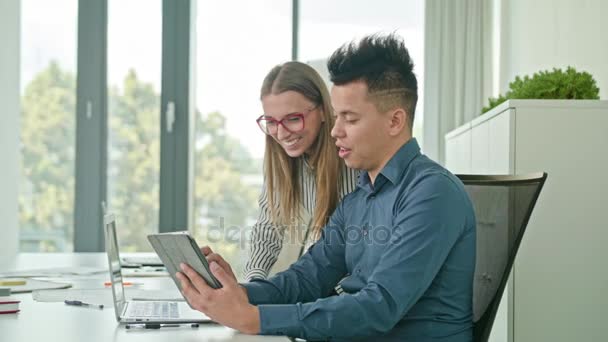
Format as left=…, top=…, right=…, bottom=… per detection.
left=71, top=0, right=300, bottom=251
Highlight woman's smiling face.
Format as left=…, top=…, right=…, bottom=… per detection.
left=260, top=91, right=323, bottom=157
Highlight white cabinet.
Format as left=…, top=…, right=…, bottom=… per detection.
left=471, top=119, right=490, bottom=173
left=487, top=112, right=512, bottom=174
left=445, top=123, right=472, bottom=174
left=445, top=100, right=608, bottom=342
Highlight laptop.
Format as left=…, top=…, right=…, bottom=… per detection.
left=101, top=202, right=164, bottom=268
left=103, top=213, right=211, bottom=324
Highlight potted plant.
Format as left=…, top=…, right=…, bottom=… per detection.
left=482, top=66, right=600, bottom=114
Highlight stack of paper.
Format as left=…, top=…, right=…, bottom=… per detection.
left=0, top=266, right=106, bottom=278
left=0, top=278, right=72, bottom=293
left=0, top=287, right=20, bottom=314
left=33, top=288, right=184, bottom=308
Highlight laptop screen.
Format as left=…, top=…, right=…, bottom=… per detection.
left=104, top=214, right=126, bottom=320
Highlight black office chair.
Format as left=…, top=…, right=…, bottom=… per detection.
left=457, top=173, right=547, bottom=342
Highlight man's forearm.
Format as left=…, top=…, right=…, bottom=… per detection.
left=242, top=279, right=285, bottom=305
left=253, top=290, right=398, bottom=340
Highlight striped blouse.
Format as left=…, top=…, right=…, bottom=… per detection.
left=244, top=158, right=359, bottom=281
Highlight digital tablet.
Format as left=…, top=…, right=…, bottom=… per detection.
left=147, top=232, right=222, bottom=291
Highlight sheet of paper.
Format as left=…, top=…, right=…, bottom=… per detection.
left=121, top=267, right=169, bottom=277
left=0, top=278, right=72, bottom=293
left=0, top=266, right=107, bottom=278
left=32, top=288, right=184, bottom=307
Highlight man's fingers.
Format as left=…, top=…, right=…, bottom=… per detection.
left=209, top=262, right=235, bottom=288
left=180, top=263, right=212, bottom=294
left=201, top=246, right=213, bottom=256
left=176, top=271, right=199, bottom=297
left=206, top=253, right=232, bottom=272
left=176, top=271, right=208, bottom=312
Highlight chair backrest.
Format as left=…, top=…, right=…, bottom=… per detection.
left=457, top=173, right=547, bottom=342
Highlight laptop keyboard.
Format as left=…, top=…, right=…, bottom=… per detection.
left=127, top=301, right=179, bottom=318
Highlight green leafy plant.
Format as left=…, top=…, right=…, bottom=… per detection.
left=482, top=66, right=600, bottom=113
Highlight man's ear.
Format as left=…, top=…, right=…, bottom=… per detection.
left=388, top=108, right=408, bottom=136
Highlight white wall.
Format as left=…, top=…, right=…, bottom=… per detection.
left=499, top=0, right=608, bottom=98
left=0, top=0, right=20, bottom=268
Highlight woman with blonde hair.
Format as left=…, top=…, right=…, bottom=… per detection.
left=244, top=61, right=358, bottom=280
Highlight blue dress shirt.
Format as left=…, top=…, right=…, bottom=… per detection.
left=243, top=138, right=476, bottom=341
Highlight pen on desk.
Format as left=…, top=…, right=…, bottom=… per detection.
left=135, top=267, right=166, bottom=272
left=0, top=280, right=27, bottom=286
left=104, top=281, right=143, bottom=286
left=64, top=300, right=104, bottom=309
left=125, top=323, right=199, bottom=329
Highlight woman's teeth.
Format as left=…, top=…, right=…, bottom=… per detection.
left=284, top=137, right=301, bottom=147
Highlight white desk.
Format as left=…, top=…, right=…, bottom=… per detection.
left=0, top=253, right=288, bottom=342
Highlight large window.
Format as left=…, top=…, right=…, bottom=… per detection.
left=192, top=1, right=292, bottom=278
left=16, top=0, right=426, bottom=255
left=107, top=0, right=162, bottom=252
left=19, top=0, right=78, bottom=252
left=300, top=0, right=425, bottom=142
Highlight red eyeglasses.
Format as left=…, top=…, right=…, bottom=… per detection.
left=256, top=106, right=318, bottom=135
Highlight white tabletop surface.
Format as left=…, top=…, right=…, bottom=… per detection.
left=0, top=253, right=288, bottom=342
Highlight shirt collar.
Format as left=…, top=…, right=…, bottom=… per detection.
left=358, top=138, right=421, bottom=189
left=301, top=154, right=314, bottom=170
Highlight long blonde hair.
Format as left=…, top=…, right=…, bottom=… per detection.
left=260, top=61, right=343, bottom=240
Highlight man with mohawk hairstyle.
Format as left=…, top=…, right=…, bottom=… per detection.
left=176, top=34, right=476, bottom=342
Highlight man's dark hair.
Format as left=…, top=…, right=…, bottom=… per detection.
left=327, top=33, right=418, bottom=130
